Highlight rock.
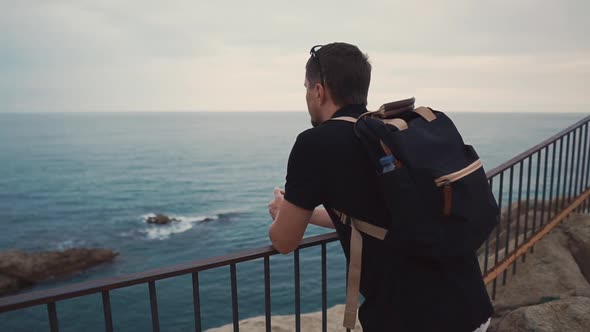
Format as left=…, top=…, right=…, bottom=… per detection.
left=0, top=274, right=29, bottom=294
left=206, top=304, right=363, bottom=332
left=0, top=248, right=118, bottom=295
left=489, top=215, right=590, bottom=315
left=562, top=214, right=590, bottom=285
left=146, top=214, right=180, bottom=225
left=493, top=296, right=590, bottom=332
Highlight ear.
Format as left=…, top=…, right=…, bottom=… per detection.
left=315, top=83, right=325, bottom=104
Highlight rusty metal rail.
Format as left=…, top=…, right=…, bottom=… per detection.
left=481, top=114, right=590, bottom=298
left=1, top=115, right=589, bottom=332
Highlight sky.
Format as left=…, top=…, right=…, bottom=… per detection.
left=1, top=0, right=588, bottom=113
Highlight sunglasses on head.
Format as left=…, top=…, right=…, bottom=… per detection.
left=309, top=44, right=324, bottom=86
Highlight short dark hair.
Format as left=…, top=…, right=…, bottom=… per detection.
left=306, top=42, right=372, bottom=106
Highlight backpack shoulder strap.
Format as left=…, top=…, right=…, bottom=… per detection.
left=330, top=116, right=358, bottom=123
left=414, top=106, right=437, bottom=122
left=331, top=209, right=388, bottom=329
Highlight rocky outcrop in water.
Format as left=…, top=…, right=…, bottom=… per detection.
left=145, top=214, right=180, bottom=225
left=0, top=248, right=118, bottom=295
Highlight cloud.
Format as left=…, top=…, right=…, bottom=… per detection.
left=0, top=0, right=588, bottom=112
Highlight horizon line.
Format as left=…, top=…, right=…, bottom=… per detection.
left=1, top=109, right=589, bottom=114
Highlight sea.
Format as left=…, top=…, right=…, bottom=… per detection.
left=0, top=111, right=586, bottom=331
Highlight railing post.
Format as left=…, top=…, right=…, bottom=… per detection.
left=321, top=243, right=328, bottom=332
left=294, top=249, right=301, bottom=332
left=264, top=257, right=271, bottom=332
left=502, top=166, right=514, bottom=285
left=102, top=291, right=113, bottom=332
left=492, top=172, right=504, bottom=299
left=148, top=281, right=160, bottom=332
left=47, top=302, right=59, bottom=332
left=192, top=273, right=202, bottom=332
left=230, top=264, right=239, bottom=332
left=522, top=156, right=533, bottom=262
left=513, top=161, right=524, bottom=274
left=555, top=138, right=564, bottom=216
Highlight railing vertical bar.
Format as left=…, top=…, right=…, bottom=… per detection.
left=148, top=281, right=160, bottom=332
left=502, top=166, right=514, bottom=285
left=294, top=249, right=301, bottom=332
left=102, top=291, right=113, bottom=332
left=566, top=131, right=575, bottom=206
left=492, top=172, right=504, bottom=299
left=192, top=273, right=202, bottom=332
left=574, top=124, right=586, bottom=212
left=321, top=243, right=328, bottom=332
left=264, top=256, right=271, bottom=332
left=570, top=128, right=582, bottom=201
left=548, top=142, right=556, bottom=221
left=586, top=122, right=590, bottom=190
left=581, top=123, right=590, bottom=212
left=522, top=156, right=532, bottom=263
left=540, top=146, right=549, bottom=227
left=483, top=177, right=493, bottom=273
left=230, top=264, right=239, bottom=332
left=585, top=123, right=590, bottom=212
left=578, top=124, right=588, bottom=212
left=531, top=151, right=542, bottom=254
left=562, top=133, right=570, bottom=208
left=513, top=161, right=524, bottom=274
left=47, top=302, right=59, bottom=332
left=554, top=138, right=563, bottom=218
left=574, top=128, right=583, bottom=201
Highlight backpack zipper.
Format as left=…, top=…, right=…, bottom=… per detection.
left=434, top=159, right=483, bottom=187
left=435, top=159, right=483, bottom=217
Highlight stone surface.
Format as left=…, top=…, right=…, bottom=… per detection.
left=0, top=248, right=118, bottom=295
left=206, top=304, right=363, bottom=332
left=492, top=296, right=590, bottom=332
left=489, top=217, right=590, bottom=314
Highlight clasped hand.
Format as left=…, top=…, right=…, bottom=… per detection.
left=268, top=187, right=285, bottom=221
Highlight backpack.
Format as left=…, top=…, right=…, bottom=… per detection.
left=330, top=97, right=500, bottom=329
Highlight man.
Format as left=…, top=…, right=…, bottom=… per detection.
left=268, top=42, right=492, bottom=332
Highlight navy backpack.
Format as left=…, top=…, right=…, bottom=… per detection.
left=331, top=97, right=499, bottom=329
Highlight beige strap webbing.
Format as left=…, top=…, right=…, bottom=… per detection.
left=331, top=116, right=358, bottom=123
left=333, top=116, right=408, bottom=132
left=350, top=218, right=388, bottom=240
left=332, top=209, right=388, bottom=329
left=414, top=106, right=437, bottom=122
left=382, top=118, right=408, bottom=131
left=344, top=222, right=363, bottom=329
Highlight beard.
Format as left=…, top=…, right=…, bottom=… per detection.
left=311, top=119, right=320, bottom=127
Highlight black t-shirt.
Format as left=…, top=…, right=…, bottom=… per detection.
left=284, top=104, right=393, bottom=299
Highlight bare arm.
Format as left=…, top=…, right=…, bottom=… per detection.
left=267, top=188, right=334, bottom=254
left=309, top=208, right=335, bottom=229
left=268, top=198, right=313, bottom=254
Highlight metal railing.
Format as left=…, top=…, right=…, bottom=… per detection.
left=1, top=115, right=589, bottom=332
left=479, top=115, right=590, bottom=299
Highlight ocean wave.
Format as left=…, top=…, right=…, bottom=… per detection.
left=139, top=210, right=245, bottom=240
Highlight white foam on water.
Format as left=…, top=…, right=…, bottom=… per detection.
left=54, top=239, right=88, bottom=251
left=140, top=213, right=222, bottom=240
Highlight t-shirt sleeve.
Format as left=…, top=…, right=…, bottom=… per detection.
left=284, top=131, right=325, bottom=211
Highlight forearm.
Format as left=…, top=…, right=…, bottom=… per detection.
left=309, top=208, right=335, bottom=229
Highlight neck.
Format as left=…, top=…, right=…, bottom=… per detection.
left=319, top=103, right=341, bottom=124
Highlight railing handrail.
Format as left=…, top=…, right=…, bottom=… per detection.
left=1, top=114, right=589, bottom=316
left=0, top=233, right=339, bottom=312
left=486, top=114, right=590, bottom=178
